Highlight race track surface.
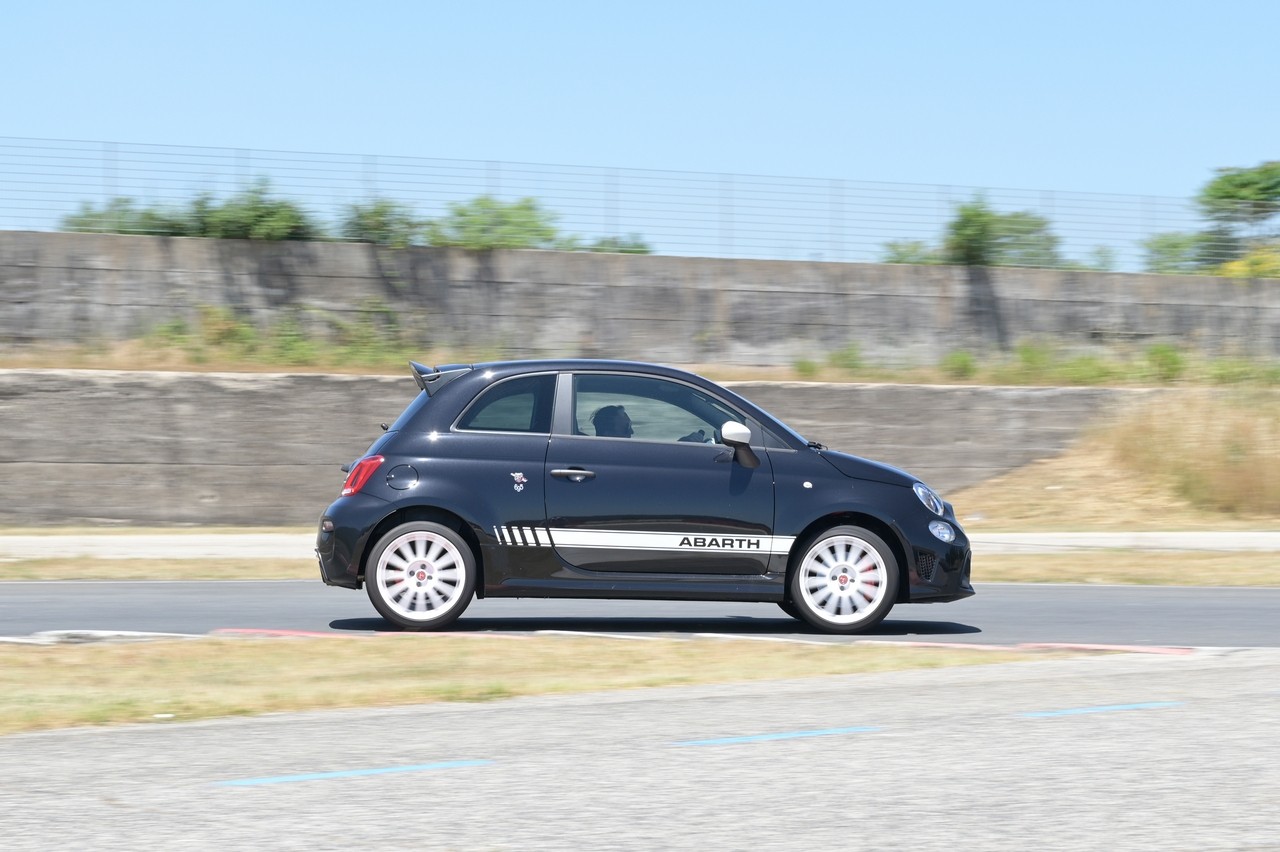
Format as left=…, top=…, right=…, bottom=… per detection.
left=1, top=648, right=1277, bottom=850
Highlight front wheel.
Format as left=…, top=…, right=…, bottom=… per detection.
left=365, top=521, right=476, bottom=630
left=788, top=525, right=899, bottom=634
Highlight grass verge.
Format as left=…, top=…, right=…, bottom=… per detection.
left=0, top=636, right=1068, bottom=736
left=0, top=558, right=317, bottom=581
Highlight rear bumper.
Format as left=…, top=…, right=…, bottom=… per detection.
left=315, top=493, right=390, bottom=590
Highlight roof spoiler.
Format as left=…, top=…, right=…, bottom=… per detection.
left=409, top=361, right=473, bottom=396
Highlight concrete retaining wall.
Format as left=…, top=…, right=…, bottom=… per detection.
left=2, top=231, right=1276, bottom=365
left=0, top=369, right=1152, bottom=527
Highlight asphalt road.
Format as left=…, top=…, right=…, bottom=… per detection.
left=3, top=580, right=1280, bottom=647
left=2, top=648, right=1277, bottom=850
left=5, top=542, right=1280, bottom=850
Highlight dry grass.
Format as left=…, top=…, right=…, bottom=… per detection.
left=977, top=553, right=1280, bottom=586
left=1106, top=389, right=1280, bottom=515
left=0, top=558, right=317, bottom=581
left=953, top=389, right=1280, bottom=532
left=0, top=636, right=1057, bottom=735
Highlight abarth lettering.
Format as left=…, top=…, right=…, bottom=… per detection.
left=678, top=536, right=762, bottom=550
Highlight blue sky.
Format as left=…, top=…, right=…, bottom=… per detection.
left=5, top=0, right=1277, bottom=200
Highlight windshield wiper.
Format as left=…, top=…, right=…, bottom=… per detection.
left=807, top=440, right=827, bottom=451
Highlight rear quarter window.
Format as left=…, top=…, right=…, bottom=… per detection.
left=456, top=374, right=555, bottom=433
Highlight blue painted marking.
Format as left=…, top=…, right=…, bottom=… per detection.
left=217, top=759, right=493, bottom=787
left=1022, top=701, right=1184, bottom=718
left=674, top=725, right=881, bottom=746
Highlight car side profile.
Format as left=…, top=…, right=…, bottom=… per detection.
left=316, top=360, right=973, bottom=634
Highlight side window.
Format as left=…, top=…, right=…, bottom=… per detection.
left=457, top=374, right=555, bottom=433
left=573, top=374, right=744, bottom=444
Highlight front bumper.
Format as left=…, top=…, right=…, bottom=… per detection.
left=903, top=523, right=974, bottom=603
left=907, top=546, right=973, bottom=602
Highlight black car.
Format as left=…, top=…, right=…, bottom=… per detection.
left=316, top=360, right=973, bottom=634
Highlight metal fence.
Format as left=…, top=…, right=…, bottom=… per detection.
left=0, top=135, right=1253, bottom=273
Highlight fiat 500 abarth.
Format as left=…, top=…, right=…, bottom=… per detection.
left=316, top=360, right=973, bottom=634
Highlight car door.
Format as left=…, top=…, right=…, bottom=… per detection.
left=543, top=371, right=777, bottom=575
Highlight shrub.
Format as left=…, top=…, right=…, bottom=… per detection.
left=204, top=181, right=320, bottom=241
left=793, top=359, right=818, bottom=379
left=1145, top=344, right=1187, bottom=383
left=340, top=200, right=421, bottom=247
left=588, top=234, right=652, bottom=254
left=1056, top=356, right=1117, bottom=385
left=941, top=351, right=977, bottom=380
left=423, top=196, right=559, bottom=249
left=827, top=344, right=862, bottom=373
left=1217, top=245, right=1280, bottom=279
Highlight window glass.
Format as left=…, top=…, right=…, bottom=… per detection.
left=573, top=374, right=746, bottom=444
left=457, top=374, right=555, bottom=433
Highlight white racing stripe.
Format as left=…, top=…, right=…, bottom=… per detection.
left=494, top=527, right=795, bottom=554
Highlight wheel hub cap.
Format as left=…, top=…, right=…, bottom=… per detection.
left=799, top=534, right=888, bottom=625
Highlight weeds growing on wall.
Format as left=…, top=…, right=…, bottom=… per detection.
left=785, top=340, right=1277, bottom=387
left=5, top=319, right=1279, bottom=387
left=139, top=304, right=414, bottom=371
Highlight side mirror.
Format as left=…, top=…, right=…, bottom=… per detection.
left=720, top=421, right=760, bottom=469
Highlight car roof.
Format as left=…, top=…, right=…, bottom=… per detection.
left=475, top=358, right=698, bottom=374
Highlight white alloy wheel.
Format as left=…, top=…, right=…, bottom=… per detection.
left=789, top=525, right=898, bottom=633
left=365, top=522, right=476, bottom=630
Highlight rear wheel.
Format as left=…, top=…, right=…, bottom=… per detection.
left=365, top=521, right=476, bottom=630
left=788, top=525, right=898, bottom=634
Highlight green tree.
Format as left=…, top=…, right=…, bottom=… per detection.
left=423, top=195, right=560, bottom=249
left=943, top=198, right=998, bottom=266
left=1197, top=161, right=1280, bottom=229
left=1143, top=229, right=1239, bottom=274
left=945, top=201, right=1064, bottom=268
left=993, top=210, right=1061, bottom=268
left=340, top=200, right=421, bottom=247
left=931, top=197, right=1064, bottom=268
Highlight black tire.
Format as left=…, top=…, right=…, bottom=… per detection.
left=787, top=525, right=899, bottom=634
left=777, top=599, right=804, bottom=620
left=365, top=521, right=477, bottom=630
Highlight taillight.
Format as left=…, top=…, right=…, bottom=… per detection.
left=341, top=455, right=385, bottom=496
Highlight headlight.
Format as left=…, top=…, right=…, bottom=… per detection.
left=913, top=482, right=945, bottom=516
left=929, top=520, right=956, bottom=543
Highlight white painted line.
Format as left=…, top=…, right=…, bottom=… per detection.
left=695, top=633, right=835, bottom=646
left=535, top=630, right=669, bottom=641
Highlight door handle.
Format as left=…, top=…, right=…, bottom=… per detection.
left=551, top=468, right=596, bottom=483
